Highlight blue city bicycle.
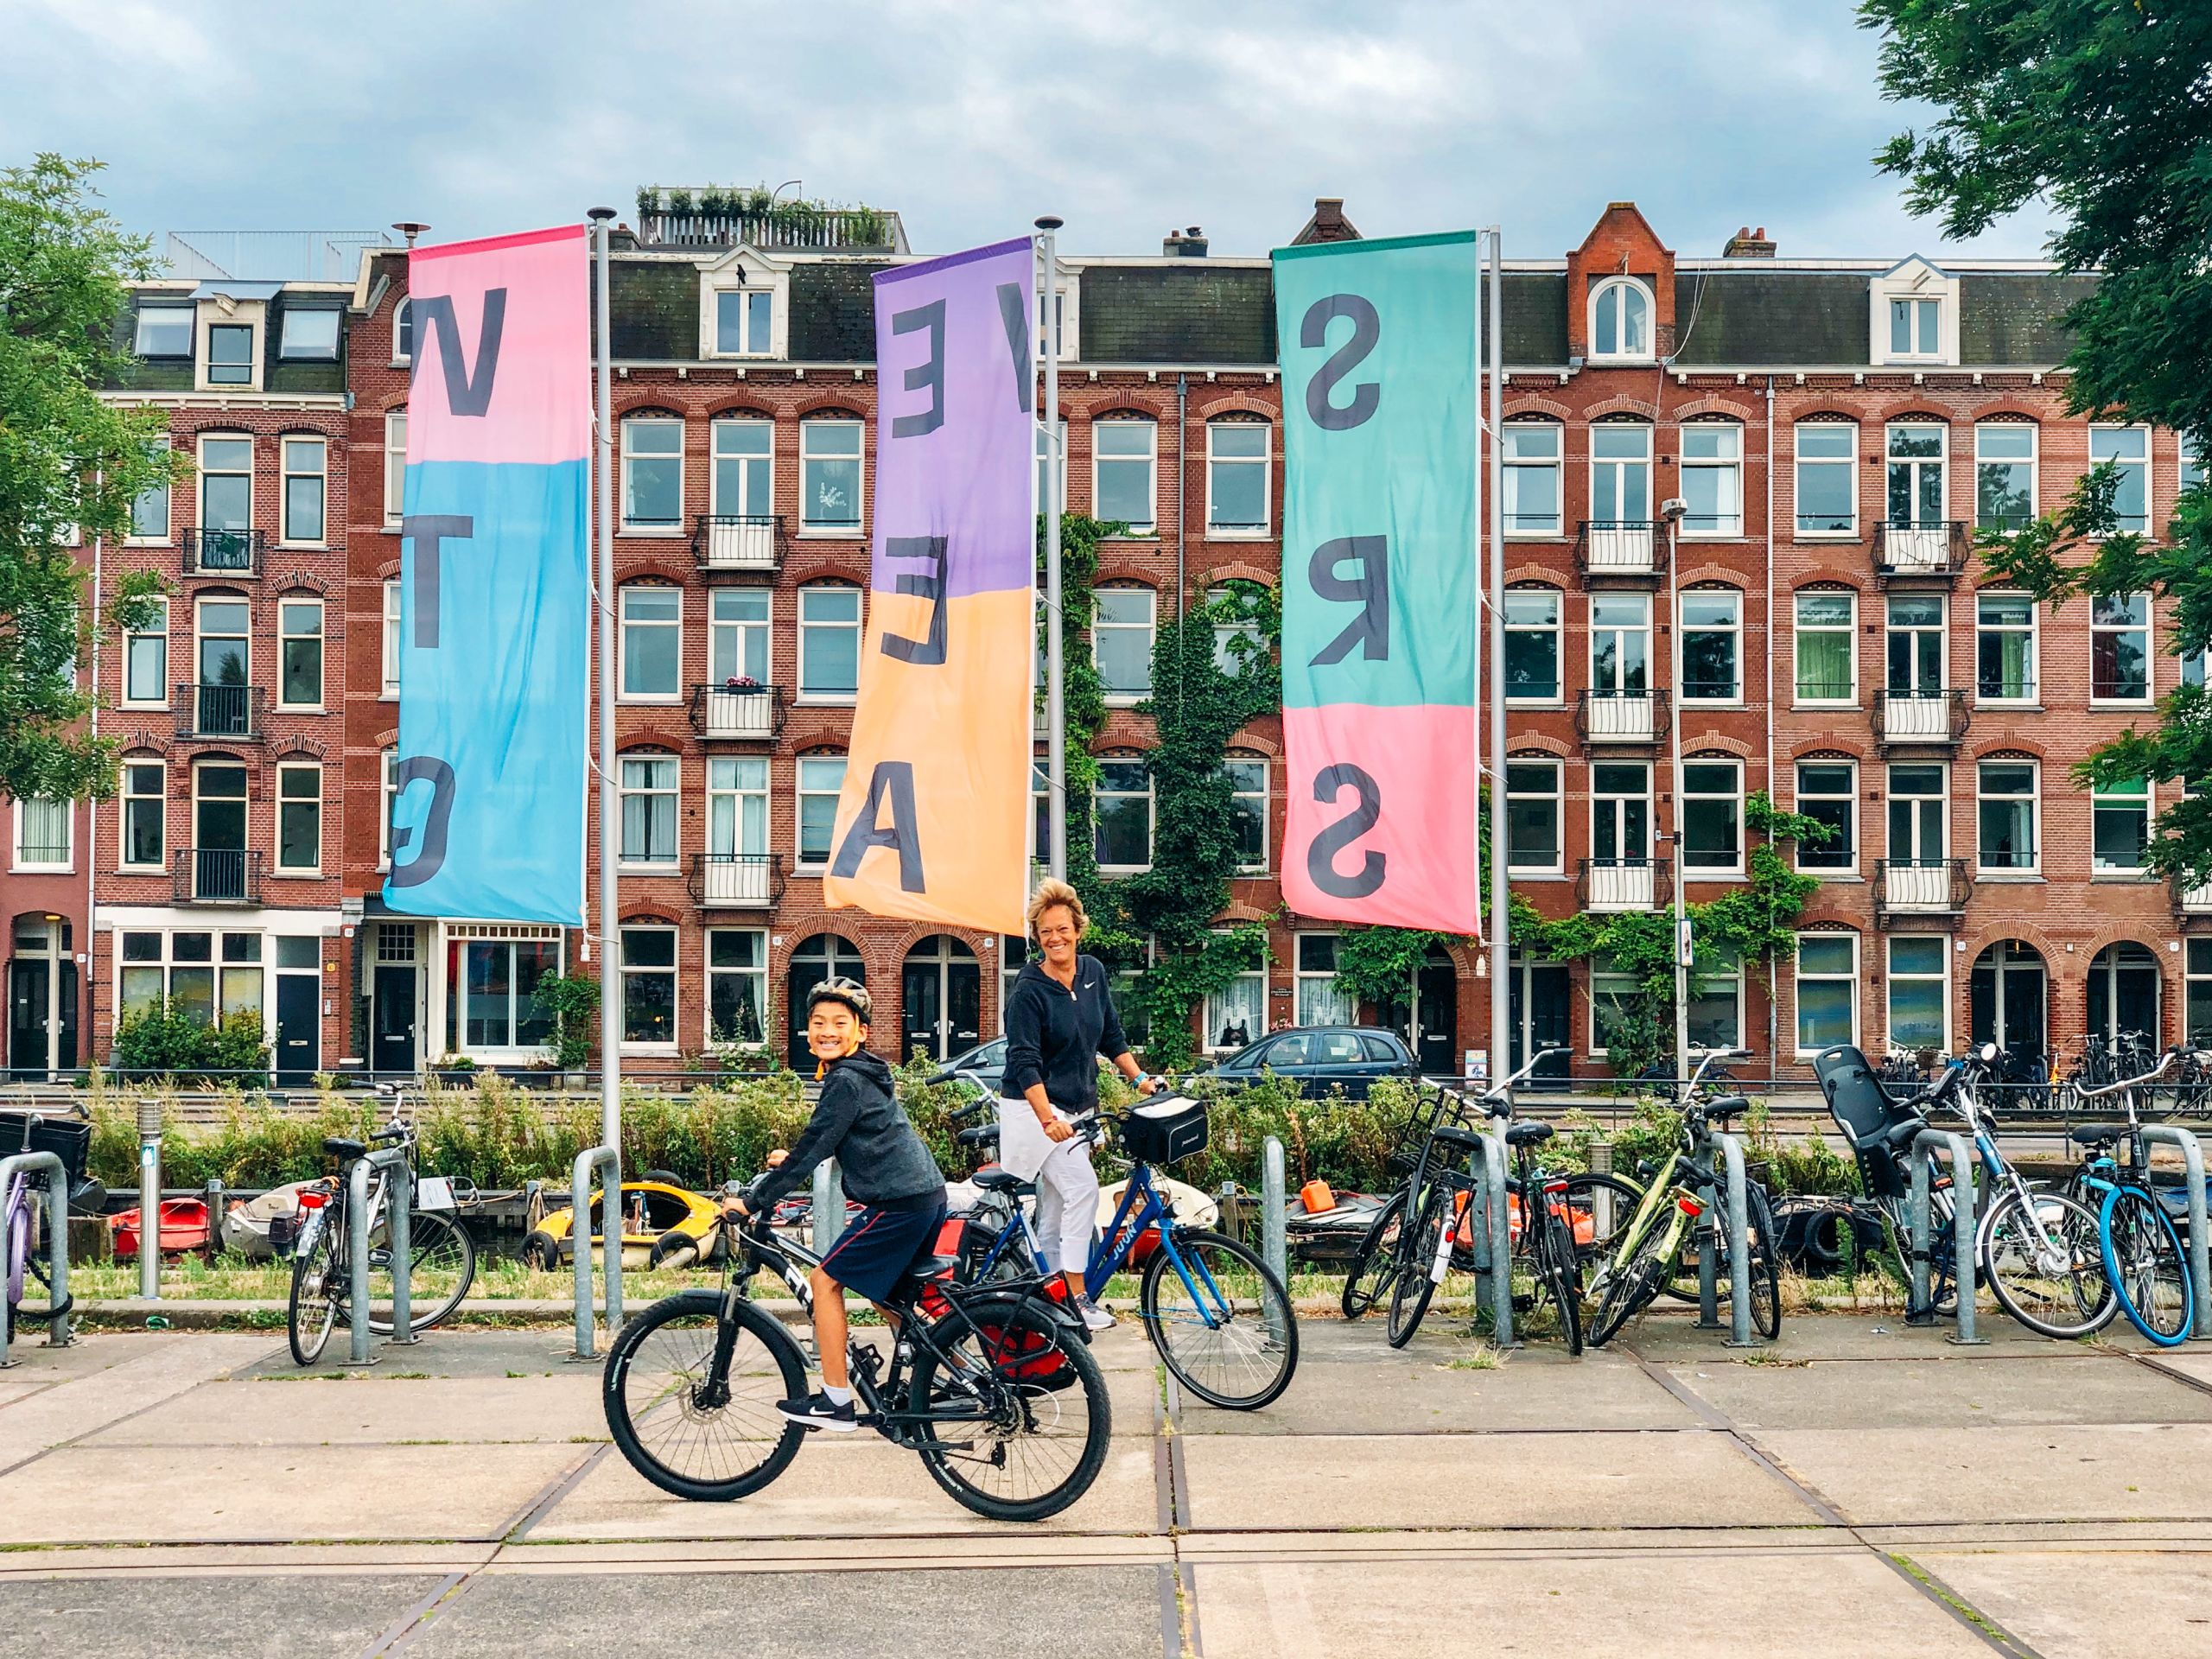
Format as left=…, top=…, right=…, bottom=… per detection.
left=2060, top=1058, right=2196, bottom=1347
left=957, top=1092, right=1299, bottom=1410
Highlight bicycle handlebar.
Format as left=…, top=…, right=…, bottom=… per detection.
left=2072, top=1047, right=2176, bottom=1101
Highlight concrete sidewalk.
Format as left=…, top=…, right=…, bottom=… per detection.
left=2, top=1313, right=2209, bottom=1656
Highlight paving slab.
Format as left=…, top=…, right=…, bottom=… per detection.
left=1757, top=1423, right=2212, bottom=1525
left=533, top=1433, right=1160, bottom=1539
left=1179, top=1428, right=1814, bottom=1531
left=79, top=1375, right=610, bottom=1446
left=2142, top=1350, right=2212, bottom=1390
left=1667, top=1351, right=2212, bottom=1430
left=0, top=1572, right=447, bottom=1659
left=0, top=1333, right=280, bottom=1466
left=0, top=1382, right=46, bottom=1409
left=1193, top=1548, right=1992, bottom=1659
left=0, top=1331, right=199, bottom=1385
left=1907, top=1548, right=2212, bottom=1658
left=407, top=1565, right=1163, bottom=1659
left=0, top=1443, right=590, bottom=1546
left=1623, top=1311, right=2101, bottom=1363
left=0, top=1542, right=496, bottom=1577
left=241, top=1328, right=614, bottom=1381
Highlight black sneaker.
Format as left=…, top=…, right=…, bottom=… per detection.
left=776, top=1390, right=858, bottom=1433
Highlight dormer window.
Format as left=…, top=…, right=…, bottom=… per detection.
left=1870, top=257, right=1960, bottom=366
left=207, top=323, right=255, bottom=385
left=1890, top=297, right=1940, bottom=359
left=279, top=308, right=339, bottom=361
left=715, top=289, right=772, bottom=356
left=1589, top=277, right=1652, bottom=360
left=134, top=305, right=192, bottom=358
left=698, top=251, right=791, bottom=361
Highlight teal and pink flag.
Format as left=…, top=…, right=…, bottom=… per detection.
left=1274, top=232, right=1482, bottom=934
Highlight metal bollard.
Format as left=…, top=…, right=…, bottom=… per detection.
left=343, top=1146, right=409, bottom=1367
left=1260, top=1136, right=1287, bottom=1287
left=812, top=1160, right=845, bottom=1255
left=1909, top=1128, right=1983, bottom=1345
left=1696, top=1173, right=1722, bottom=1328
left=204, top=1178, right=224, bottom=1266
left=2141, top=1125, right=2211, bottom=1340
left=569, top=1144, right=621, bottom=1362
left=1480, top=1124, right=1516, bottom=1349
left=0, top=1150, right=70, bottom=1366
left=385, top=1159, right=416, bottom=1345
left=136, top=1096, right=162, bottom=1302
left=1716, top=1134, right=1756, bottom=1348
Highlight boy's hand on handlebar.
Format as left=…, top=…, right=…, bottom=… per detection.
left=764, top=1148, right=788, bottom=1167
left=1135, top=1075, right=1165, bottom=1096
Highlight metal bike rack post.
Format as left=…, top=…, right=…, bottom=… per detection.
left=1479, top=1123, right=1516, bottom=1349
left=385, top=1158, right=416, bottom=1346
left=569, top=1144, right=621, bottom=1363
left=811, top=1159, right=845, bottom=1255
left=1716, top=1133, right=1757, bottom=1349
left=1695, top=1173, right=1722, bottom=1329
left=345, top=1145, right=413, bottom=1368
left=1260, top=1135, right=1287, bottom=1287
left=2141, top=1124, right=2212, bottom=1340
left=1909, top=1128, right=1983, bottom=1345
left=0, top=1150, right=70, bottom=1367
left=136, top=1096, right=162, bottom=1302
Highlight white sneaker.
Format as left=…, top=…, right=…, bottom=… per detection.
left=1077, top=1297, right=1116, bottom=1332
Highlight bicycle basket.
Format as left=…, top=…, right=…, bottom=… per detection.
left=1122, top=1096, right=1209, bottom=1164
left=0, top=1110, right=91, bottom=1185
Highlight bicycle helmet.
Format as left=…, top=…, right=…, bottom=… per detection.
left=805, top=977, right=873, bottom=1025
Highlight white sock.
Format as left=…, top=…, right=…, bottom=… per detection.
left=822, top=1384, right=852, bottom=1406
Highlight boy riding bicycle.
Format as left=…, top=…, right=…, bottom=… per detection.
left=721, top=979, right=945, bottom=1432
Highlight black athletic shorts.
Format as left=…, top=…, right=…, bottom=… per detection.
left=817, top=1198, right=949, bottom=1304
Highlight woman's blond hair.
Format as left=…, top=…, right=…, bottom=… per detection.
left=1026, top=877, right=1087, bottom=941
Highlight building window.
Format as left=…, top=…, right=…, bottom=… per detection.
left=1224, top=754, right=1268, bottom=874
left=12, top=798, right=70, bottom=872
left=708, top=755, right=770, bottom=859
left=1888, top=762, right=1948, bottom=864
left=2091, top=426, right=2150, bottom=533
left=620, top=926, right=677, bottom=1047
left=1295, top=934, right=1353, bottom=1026
left=1887, top=937, right=1949, bottom=1052
left=1035, top=287, right=1075, bottom=360
left=710, top=417, right=772, bottom=516
left=714, top=289, right=772, bottom=356
left=1680, top=588, right=1740, bottom=702
left=378, top=749, right=398, bottom=869
left=1590, top=422, right=1651, bottom=525
left=2183, top=435, right=2206, bottom=499
left=796, top=754, right=846, bottom=869
left=1794, top=589, right=1855, bottom=702
left=198, top=435, right=252, bottom=532
left=1681, top=760, right=1743, bottom=874
left=1506, top=760, right=1562, bottom=874
left=1030, top=761, right=1051, bottom=865
left=124, top=597, right=168, bottom=707
left=1886, top=594, right=1946, bottom=695
left=207, top=322, right=255, bottom=386
left=130, top=436, right=171, bottom=542
left=120, top=760, right=164, bottom=869
left=1796, top=934, right=1858, bottom=1052
left=709, top=587, right=771, bottom=684
left=275, top=763, right=321, bottom=873
left=619, top=586, right=682, bottom=700
left=1591, top=592, right=1649, bottom=693
left=1093, top=417, right=1157, bottom=533
left=619, top=753, right=680, bottom=868
left=1204, top=953, right=1266, bottom=1053
left=195, top=595, right=251, bottom=714
left=1503, top=422, right=1562, bottom=534
left=2189, top=939, right=2212, bottom=1046
left=798, top=582, right=861, bottom=699
left=1094, top=756, right=1154, bottom=871
left=1505, top=588, right=1561, bottom=700
left=392, top=296, right=413, bottom=365
left=1795, top=422, right=1857, bottom=535
left=1796, top=760, right=1855, bottom=873
left=1681, top=423, right=1743, bottom=536
left=1036, top=418, right=1067, bottom=512
left=1977, top=759, right=2039, bottom=873
left=621, top=416, right=683, bottom=530
left=1975, top=592, right=2037, bottom=702
left=446, top=934, right=560, bottom=1054
left=706, top=928, right=768, bottom=1045
left=384, top=409, right=407, bottom=526
left=278, top=307, right=338, bottom=360
left=2093, top=777, right=2152, bottom=873
left=799, top=417, right=864, bottom=532
left=1589, top=276, right=1652, bottom=359
left=1208, top=581, right=1268, bottom=675
left=1689, top=945, right=1743, bottom=1051
left=1592, top=762, right=1652, bottom=863
left=1094, top=585, right=1154, bottom=702
left=278, top=436, right=325, bottom=544
left=276, top=598, right=322, bottom=708
left=1974, top=423, right=2037, bottom=532
left=2092, top=593, right=2151, bottom=701
left=134, top=305, right=191, bottom=358
left=1889, top=296, right=1942, bottom=359
left=381, top=581, right=401, bottom=696
left=1886, top=422, right=1947, bottom=528
left=1205, top=420, right=1269, bottom=535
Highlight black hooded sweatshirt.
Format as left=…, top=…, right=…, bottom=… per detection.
left=746, top=1050, right=944, bottom=1214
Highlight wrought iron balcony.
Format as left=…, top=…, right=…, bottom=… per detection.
left=1876, top=858, right=1967, bottom=923
left=690, top=682, right=785, bottom=741
left=175, top=848, right=262, bottom=906
left=689, top=852, right=785, bottom=909
left=1575, top=688, right=1669, bottom=747
left=1578, top=857, right=1671, bottom=913
left=1576, top=519, right=1661, bottom=579
left=1872, top=688, right=1968, bottom=748
left=692, top=514, right=785, bottom=575
left=1875, top=520, right=1965, bottom=580
left=181, top=527, right=265, bottom=576
left=173, top=683, right=265, bottom=741
left=2172, top=873, right=2212, bottom=923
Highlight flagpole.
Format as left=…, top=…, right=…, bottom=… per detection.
left=1485, top=227, right=1510, bottom=1084
left=1037, top=215, right=1067, bottom=885
left=589, top=208, right=622, bottom=1223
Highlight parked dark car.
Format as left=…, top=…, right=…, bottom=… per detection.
left=930, top=1035, right=1007, bottom=1095
left=1207, top=1026, right=1418, bottom=1098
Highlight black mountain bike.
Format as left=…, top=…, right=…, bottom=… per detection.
left=604, top=1192, right=1111, bottom=1522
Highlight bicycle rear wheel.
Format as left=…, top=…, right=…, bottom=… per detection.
left=1143, top=1229, right=1298, bottom=1410
left=1339, top=1188, right=1407, bottom=1320
left=287, top=1210, right=340, bottom=1366
left=2101, top=1186, right=2195, bottom=1346
left=603, top=1289, right=808, bottom=1501
left=1554, top=1173, right=1643, bottom=1272
left=1589, top=1211, right=1673, bottom=1347
left=1984, top=1187, right=2116, bottom=1338
left=365, top=1210, right=478, bottom=1333
left=1739, top=1185, right=1783, bottom=1341
left=1536, top=1211, right=1584, bottom=1356
left=1386, top=1191, right=1448, bottom=1349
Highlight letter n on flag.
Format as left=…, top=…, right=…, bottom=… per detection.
left=823, top=238, right=1036, bottom=935
left=1273, top=232, right=1482, bottom=935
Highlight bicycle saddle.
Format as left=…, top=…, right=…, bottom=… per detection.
left=972, top=1166, right=1036, bottom=1196
left=2069, top=1122, right=2130, bottom=1147
left=905, top=1254, right=960, bottom=1283
left=1703, top=1096, right=1751, bottom=1123
left=1505, top=1122, right=1554, bottom=1147
left=1430, top=1123, right=1487, bottom=1151
left=321, top=1137, right=367, bottom=1160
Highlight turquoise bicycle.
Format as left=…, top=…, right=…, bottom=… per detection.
left=2063, top=1057, right=2196, bottom=1347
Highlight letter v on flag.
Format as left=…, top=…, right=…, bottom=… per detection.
left=823, top=237, right=1036, bottom=936
left=1273, top=232, right=1482, bottom=935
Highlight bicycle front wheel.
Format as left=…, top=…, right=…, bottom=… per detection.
left=2102, top=1186, right=2196, bottom=1347
left=1983, top=1187, right=2116, bottom=1339
left=1554, top=1173, right=1644, bottom=1273
left=366, top=1210, right=478, bottom=1333
left=1143, top=1229, right=1298, bottom=1410
left=603, top=1289, right=808, bottom=1502
left=1537, top=1211, right=1584, bottom=1356
left=1589, top=1209, right=1673, bottom=1347
left=287, top=1211, right=340, bottom=1366
left=1386, top=1191, right=1449, bottom=1349
left=1339, top=1188, right=1407, bottom=1320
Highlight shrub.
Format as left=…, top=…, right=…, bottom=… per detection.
left=111, top=1002, right=270, bottom=1087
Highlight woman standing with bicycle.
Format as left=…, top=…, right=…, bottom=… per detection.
left=1001, top=879, right=1161, bottom=1332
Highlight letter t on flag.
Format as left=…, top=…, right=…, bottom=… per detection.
left=823, top=238, right=1037, bottom=935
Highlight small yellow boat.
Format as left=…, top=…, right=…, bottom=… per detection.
left=520, top=1179, right=724, bottom=1271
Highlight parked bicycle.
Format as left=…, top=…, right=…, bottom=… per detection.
left=604, top=1192, right=1109, bottom=1521
left=4, top=1109, right=99, bottom=1333
left=2057, top=1051, right=2196, bottom=1346
left=287, top=1096, right=478, bottom=1365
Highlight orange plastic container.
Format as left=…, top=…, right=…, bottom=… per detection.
left=1299, top=1179, right=1336, bottom=1214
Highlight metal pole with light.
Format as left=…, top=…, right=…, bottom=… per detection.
left=1037, top=216, right=1067, bottom=882
left=588, top=207, right=623, bottom=1336
left=1660, top=494, right=1690, bottom=1089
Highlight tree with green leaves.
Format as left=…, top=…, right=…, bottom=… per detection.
left=1862, top=1, right=2212, bottom=880
left=0, top=153, right=173, bottom=804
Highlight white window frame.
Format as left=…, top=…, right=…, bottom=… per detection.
left=1092, top=416, right=1158, bottom=535
left=619, top=924, right=680, bottom=1052
left=1208, top=582, right=1267, bottom=676
left=1224, top=753, right=1268, bottom=874
left=276, top=436, right=325, bottom=547
left=200, top=311, right=261, bottom=391
left=1886, top=935, right=1951, bottom=1053
left=1794, top=421, right=1859, bottom=537
left=705, top=927, right=770, bottom=1046
left=1679, top=422, right=1744, bottom=537
left=133, top=303, right=193, bottom=359
left=2092, top=776, right=2153, bottom=875
left=1888, top=296, right=1942, bottom=359
left=1681, top=758, right=1745, bottom=878
left=1869, top=259, right=1961, bottom=367
left=696, top=256, right=793, bottom=362
left=620, top=416, right=685, bottom=533
left=119, top=759, right=165, bottom=872
left=2090, top=424, right=2152, bottom=536
left=1294, top=934, right=1355, bottom=1027
left=1202, top=946, right=1267, bottom=1056
left=1794, top=759, right=1858, bottom=876
left=277, top=307, right=339, bottom=362
left=1505, top=758, right=1564, bottom=874
left=1034, top=282, right=1078, bottom=363
left=123, top=596, right=169, bottom=709
left=1503, top=421, right=1563, bottom=536
left=1036, top=418, right=1067, bottom=513
left=798, top=417, right=865, bottom=537
left=1589, top=591, right=1651, bottom=694
left=707, top=755, right=771, bottom=858
left=1504, top=588, right=1562, bottom=703
left=383, top=408, right=407, bottom=528
left=381, top=581, right=401, bottom=698
left=391, top=296, right=412, bottom=367
left=2091, top=591, right=2153, bottom=705
left=276, top=596, right=323, bottom=710
left=129, top=435, right=171, bottom=544
left=197, top=433, right=253, bottom=532
left=1793, top=588, right=1857, bottom=705
left=618, top=585, right=683, bottom=703
left=1591, top=761, right=1654, bottom=863
left=1975, top=758, right=2041, bottom=876
left=1974, top=591, right=2038, bottom=706
left=1589, top=422, right=1654, bottom=527
left=1974, top=422, right=2038, bottom=534
left=273, top=761, right=321, bottom=874
left=618, top=752, right=682, bottom=870
left=1887, top=761, right=1949, bottom=865
left=710, top=288, right=775, bottom=358
left=795, top=753, right=848, bottom=871
left=1094, top=755, right=1154, bottom=874
left=709, top=587, right=772, bottom=686
left=11, top=798, right=72, bottom=874
left=2183, top=433, right=2207, bottom=499
left=1094, top=584, right=1155, bottom=705
left=1680, top=588, right=1742, bottom=703
left=378, top=748, right=399, bottom=871
left=1205, top=419, right=1271, bottom=537
left=709, top=416, right=774, bottom=518
left=1795, top=933, right=1860, bottom=1056
left=797, top=582, right=861, bottom=703
left=1885, top=422, right=1948, bottom=530
left=1588, top=276, right=1654, bottom=362
left=1688, top=945, right=1745, bottom=1053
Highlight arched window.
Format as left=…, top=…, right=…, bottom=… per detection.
left=2088, top=943, right=2160, bottom=1048
left=392, top=296, right=413, bottom=365
left=1590, top=276, right=1652, bottom=360
left=799, top=415, right=864, bottom=532
left=1503, top=419, right=1562, bottom=535
left=617, top=583, right=682, bottom=701
left=620, top=413, right=684, bottom=530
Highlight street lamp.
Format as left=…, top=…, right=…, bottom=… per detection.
left=1659, top=494, right=1691, bottom=1090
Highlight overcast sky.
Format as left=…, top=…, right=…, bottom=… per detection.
left=7, top=0, right=2055, bottom=268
